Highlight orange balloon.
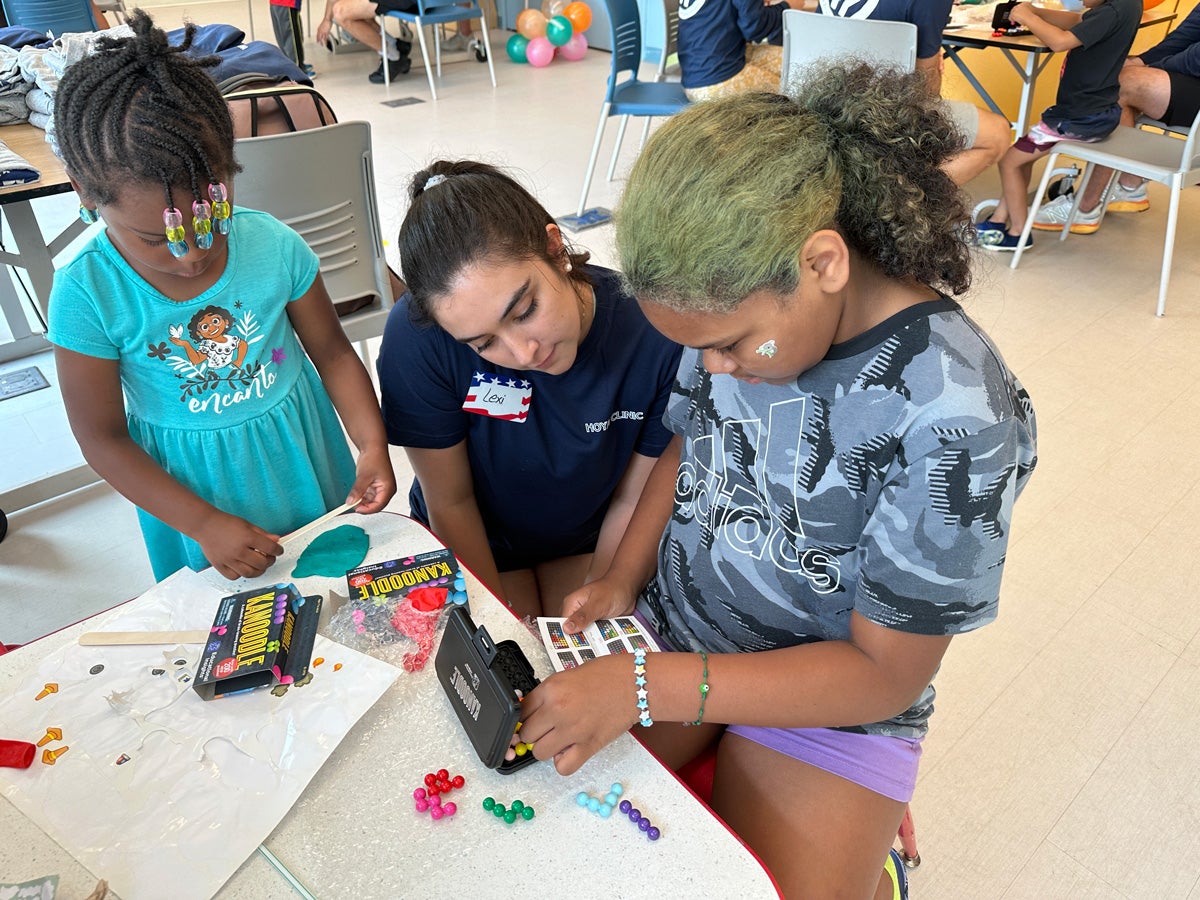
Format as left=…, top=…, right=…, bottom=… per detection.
left=1143, top=0, right=1165, bottom=7
left=564, top=1, right=592, bottom=33
left=516, top=8, right=548, bottom=39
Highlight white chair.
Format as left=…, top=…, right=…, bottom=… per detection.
left=780, top=9, right=917, bottom=92
left=1010, top=107, right=1200, bottom=317
left=606, top=0, right=682, bottom=182
left=233, top=121, right=395, bottom=354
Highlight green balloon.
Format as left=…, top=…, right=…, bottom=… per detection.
left=546, top=14, right=573, bottom=47
left=506, top=33, right=530, bottom=62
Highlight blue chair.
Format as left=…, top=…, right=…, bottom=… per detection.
left=576, top=0, right=689, bottom=216
left=1, top=0, right=98, bottom=35
left=379, top=0, right=496, bottom=101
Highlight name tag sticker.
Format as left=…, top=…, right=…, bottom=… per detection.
left=462, top=372, right=532, bottom=422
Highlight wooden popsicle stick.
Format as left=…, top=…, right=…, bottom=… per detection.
left=279, top=500, right=357, bottom=547
left=79, top=630, right=209, bottom=646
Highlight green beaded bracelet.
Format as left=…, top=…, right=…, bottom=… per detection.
left=689, top=651, right=709, bottom=726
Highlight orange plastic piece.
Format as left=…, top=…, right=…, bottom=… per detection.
left=42, top=745, right=69, bottom=765
left=35, top=683, right=59, bottom=701
left=37, top=727, right=62, bottom=747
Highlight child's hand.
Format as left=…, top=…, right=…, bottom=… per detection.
left=1008, top=3, right=1034, bottom=26
left=561, top=576, right=635, bottom=634
left=346, top=445, right=396, bottom=513
left=196, top=512, right=283, bottom=580
left=519, top=654, right=639, bottom=775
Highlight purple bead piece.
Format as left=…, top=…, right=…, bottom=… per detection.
left=618, top=800, right=631, bottom=814
left=647, top=826, right=661, bottom=841
left=639, top=817, right=651, bottom=832
left=629, top=808, right=641, bottom=822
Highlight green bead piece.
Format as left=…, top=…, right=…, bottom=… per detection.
left=521, top=806, right=535, bottom=820
left=493, top=804, right=506, bottom=817
left=482, top=797, right=495, bottom=810
left=504, top=810, right=517, bottom=824
left=511, top=800, right=524, bottom=813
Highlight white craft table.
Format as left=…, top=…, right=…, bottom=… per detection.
left=0, top=512, right=781, bottom=898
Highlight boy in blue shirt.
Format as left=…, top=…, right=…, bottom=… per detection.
left=976, top=0, right=1142, bottom=251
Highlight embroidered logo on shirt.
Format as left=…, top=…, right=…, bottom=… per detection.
left=462, top=372, right=532, bottom=422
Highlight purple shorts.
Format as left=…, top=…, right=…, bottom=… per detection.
left=1013, top=106, right=1122, bottom=153
left=726, top=725, right=923, bottom=803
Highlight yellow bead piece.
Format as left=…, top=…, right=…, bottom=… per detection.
left=165, top=225, right=185, bottom=242
left=515, top=743, right=528, bottom=757
left=193, top=218, right=212, bottom=235
left=213, top=201, right=231, bottom=219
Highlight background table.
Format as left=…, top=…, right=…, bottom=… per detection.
left=0, top=512, right=781, bottom=898
left=942, top=10, right=1176, bottom=137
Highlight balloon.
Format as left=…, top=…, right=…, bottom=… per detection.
left=516, top=8, right=548, bottom=39
left=506, top=32, right=530, bottom=62
left=546, top=14, right=573, bottom=47
left=525, top=35, right=555, bottom=67
left=564, top=1, right=592, bottom=33
left=559, top=31, right=588, bottom=61
left=1144, top=0, right=1165, bottom=7
left=542, top=0, right=567, bottom=17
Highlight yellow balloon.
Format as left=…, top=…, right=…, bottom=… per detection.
left=543, top=0, right=567, bottom=17
left=516, top=8, right=548, bottom=39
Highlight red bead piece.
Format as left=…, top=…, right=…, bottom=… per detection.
left=438, top=780, right=452, bottom=792
left=436, top=768, right=449, bottom=781
left=428, top=785, right=441, bottom=796
left=424, top=773, right=437, bottom=787
left=452, top=775, right=465, bottom=789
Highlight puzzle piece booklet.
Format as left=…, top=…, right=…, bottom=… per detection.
left=535, top=615, right=663, bottom=673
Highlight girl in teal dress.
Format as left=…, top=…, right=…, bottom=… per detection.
left=46, top=11, right=395, bottom=581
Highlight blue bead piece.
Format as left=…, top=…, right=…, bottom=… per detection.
left=637, top=699, right=647, bottom=709
left=648, top=826, right=661, bottom=841
left=454, top=578, right=465, bottom=590
left=629, top=808, right=641, bottom=822
left=599, top=803, right=612, bottom=818
left=588, top=797, right=601, bottom=812
left=195, top=231, right=214, bottom=250
left=604, top=793, right=618, bottom=806
left=576, top=792, right=589, bottom=807
left=639, top=817, right=651, bottom=832
left=610, top=783, right=624, bottom=796
left=619, top=799, right=631, bottom=813
left=168, top=241, right=188, bottom=259
left=214, top=217, right=231, bottom=235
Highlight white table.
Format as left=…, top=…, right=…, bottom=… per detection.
left=0, top=512, right=781, bottom=898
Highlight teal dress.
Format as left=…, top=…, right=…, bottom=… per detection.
left=48, top=209, right=356, bottom=580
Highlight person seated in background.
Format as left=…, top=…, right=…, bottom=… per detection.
left=676, top=0, right=811, bottom=101
left=815, top=0, right=1011, bottom=186
left=1034, top=3, right=1200, bottom=233
left=316, top=0, right=413, bottom=83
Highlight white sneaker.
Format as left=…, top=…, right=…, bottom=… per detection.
left=439, top=32, right=471, bottom=51
left=1106, top=179, right=1150, bottom=212
left=1031, top=194, right=1103, bottom=234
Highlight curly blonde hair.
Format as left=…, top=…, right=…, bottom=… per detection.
left=616, top=64, right=972, bottom=313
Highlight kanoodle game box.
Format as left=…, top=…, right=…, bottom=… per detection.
left=194, top=584, right=321, bottom=700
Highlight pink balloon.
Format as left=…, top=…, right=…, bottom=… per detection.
left=526, top=35, right=555, bottom=67
left=559, top=31, right=588, bottom=61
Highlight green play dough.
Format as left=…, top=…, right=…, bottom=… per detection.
left=291, top=524, right=370, bottom=578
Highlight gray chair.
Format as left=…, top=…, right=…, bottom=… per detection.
left=780, top=9, right=917, bottom=91
left=233, top=121, right=394, bottom=354
left=1010, top=107, right=1200, bottom=317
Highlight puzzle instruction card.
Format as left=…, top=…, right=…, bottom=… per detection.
left=536, top=616, right=663, bottom=673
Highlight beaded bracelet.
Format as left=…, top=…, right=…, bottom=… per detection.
left=689, top=651, right=709, bottom=727
left=633, top=648, right=652, bottom=727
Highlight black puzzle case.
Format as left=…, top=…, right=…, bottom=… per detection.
left=435, top=606, right=540, bottom=773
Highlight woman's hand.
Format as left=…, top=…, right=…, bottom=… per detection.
left=195, top=511, right=282, bottom=580
left=519, top=654, right=640, bottom=775
left=561, top=575, right=636, bottom=634
left=347, top=445, right=396, bottom=513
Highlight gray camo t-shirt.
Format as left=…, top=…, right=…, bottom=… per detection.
left=638, top=297, right=1038, bottom=739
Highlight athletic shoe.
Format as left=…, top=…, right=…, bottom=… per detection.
left=301, top=63, right=316, bottom=78
left=439, top=32, right=471, bottom=52
left=1031, top=195, right=1102, bottom=234
left=974, top=220, right=1006, bottom=246
left=368, top=55, right=410, bottom=83
left=884, top=848, right=910, bottom=900
left=1106, top=179, right=1150, bottom=212
left=978, top=229, right=1033, bottom=252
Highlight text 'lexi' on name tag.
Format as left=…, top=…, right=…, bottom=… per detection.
left=462, top=372, right=532, bottom=422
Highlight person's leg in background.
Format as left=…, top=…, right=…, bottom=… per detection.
left=316, top=0, right=413, bottom=83
left=271, top=0, right=314, bottom=77
left=940, top=100, right=1011, bottom=187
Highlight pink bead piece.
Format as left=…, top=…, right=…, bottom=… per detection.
left=162, top=208, right=183, bottom=228
left=429, top=794, right=442, bottom=807
left=208, top=182, right=228, bottom=203
left=430, top=806, right=445, bottom=820
left=413, top=788, right=427, bottom=800
left=443, top=802, right=457, bottom=816
left=415, top=799, right=428, bottom=812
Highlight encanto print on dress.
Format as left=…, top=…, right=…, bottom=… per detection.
left=145, top=301, right=283, bottom=415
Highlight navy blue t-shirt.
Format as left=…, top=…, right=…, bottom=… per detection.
left=816, top=0, right=952, bottom=60
left=677, top=0, right=786, bottom=90
left=378, top=266, right=682, bottom=570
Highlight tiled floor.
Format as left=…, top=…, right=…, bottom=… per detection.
left=4, top=6, right=1200, bottom=897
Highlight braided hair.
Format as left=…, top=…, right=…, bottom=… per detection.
left=55, top=9, right=239, bottom=209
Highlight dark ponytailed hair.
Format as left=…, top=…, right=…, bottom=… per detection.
left=55, top=9, right=239, bottom=209
left=398, top=160, right=593, bottom=326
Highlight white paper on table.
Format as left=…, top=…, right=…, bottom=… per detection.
left=0, top=569, right=400, bottom=900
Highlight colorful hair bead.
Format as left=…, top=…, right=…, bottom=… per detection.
left=192, top=199, right=213, bottom=250
left=79, top=205, right=99, bottom=225
left=208, top=182, right=232, bottom=235
left=163, top=207, right=188, bottom=258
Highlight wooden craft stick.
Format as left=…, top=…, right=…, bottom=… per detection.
left=279, top=500, right=357, bottom=546
left=79, top=630, right=209, bottom=646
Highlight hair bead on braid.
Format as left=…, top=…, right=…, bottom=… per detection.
left=54, top=8, right=241, bottom=253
